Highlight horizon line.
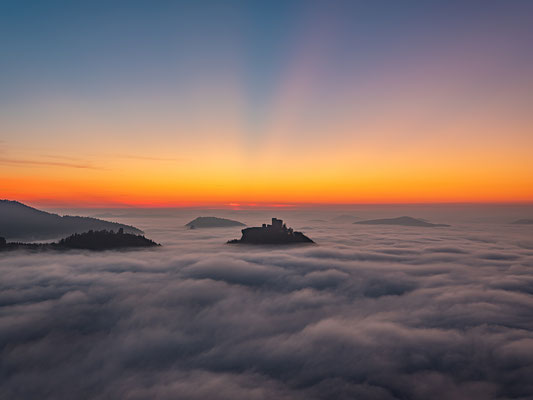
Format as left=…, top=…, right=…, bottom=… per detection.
left=6, top=199, right=532, bottom=210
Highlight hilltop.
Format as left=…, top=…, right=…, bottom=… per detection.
left=186, top=216, right=245, bottom=229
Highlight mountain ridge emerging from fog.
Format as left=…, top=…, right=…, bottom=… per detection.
left=512, top=219, right=533, bottom=224
left=0, top=229, right=159, bottom=251
left=0, top=200, right=143, bottom=240
left=354, top=216, right=450, bottom=227
left=186, top=216, right=245, bottom=228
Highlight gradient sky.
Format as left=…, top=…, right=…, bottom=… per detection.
left=1, top=0, right=532, bottom=207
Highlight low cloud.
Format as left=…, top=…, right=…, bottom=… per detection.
left=1, top=217, right=532, bottom=399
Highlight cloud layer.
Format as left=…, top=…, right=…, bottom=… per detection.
left=1, top=214, right=533, bottom=399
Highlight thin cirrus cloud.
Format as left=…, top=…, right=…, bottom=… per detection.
left=116, top=154, right=184, bottom=163
left=0, top=157, right=102, bottom=170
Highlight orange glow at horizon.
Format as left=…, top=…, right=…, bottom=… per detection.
left=2, top=140, right=533, bottom=208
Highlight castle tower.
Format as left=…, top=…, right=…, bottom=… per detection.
left=272, top=218, right=283, bottom=229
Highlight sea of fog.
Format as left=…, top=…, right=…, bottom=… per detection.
left=1, top=205, right=533, bottom=399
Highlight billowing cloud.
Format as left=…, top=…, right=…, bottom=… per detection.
left=1, top=213, right=532, bottom=399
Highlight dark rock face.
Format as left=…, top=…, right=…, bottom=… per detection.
left=228, top=218, right=314, bottom=244
left=0, top=200, right=142, bottom=241
left=0, top=229, right=159, bottom=252
left=185, top=217, right=245, bottom=228
left=354, top=216, right=450, bottom=227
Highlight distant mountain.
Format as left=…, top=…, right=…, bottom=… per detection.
left=228, top=218, right=314, bottom=244
left=185, top=217, right=245, bottom=229
left=354, top=216, right=450, bottom=227
left=512, top=219, right=533, bottom=225
left=0, top=229, right=159, bottom=251
left=331, top=214, right=361, bottom=223
left=0, top=200, right=142, bottom=240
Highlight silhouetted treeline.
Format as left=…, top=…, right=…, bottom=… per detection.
left=0, top=229, right=159, bottom=252
left=58, top=229, right=159, bottom=250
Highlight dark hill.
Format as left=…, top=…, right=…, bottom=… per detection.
left=228, top=218, right=314, bottom=245
left=0, top=229, right=159, bottom=252
left=354, top=216, right=449, bottom=227
left=0, top=200, right=142, bottom=240
left=186, top=217, right=245, bottom=228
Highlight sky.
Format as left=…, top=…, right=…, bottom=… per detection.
left=1, top=0, right=532, bottom=207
